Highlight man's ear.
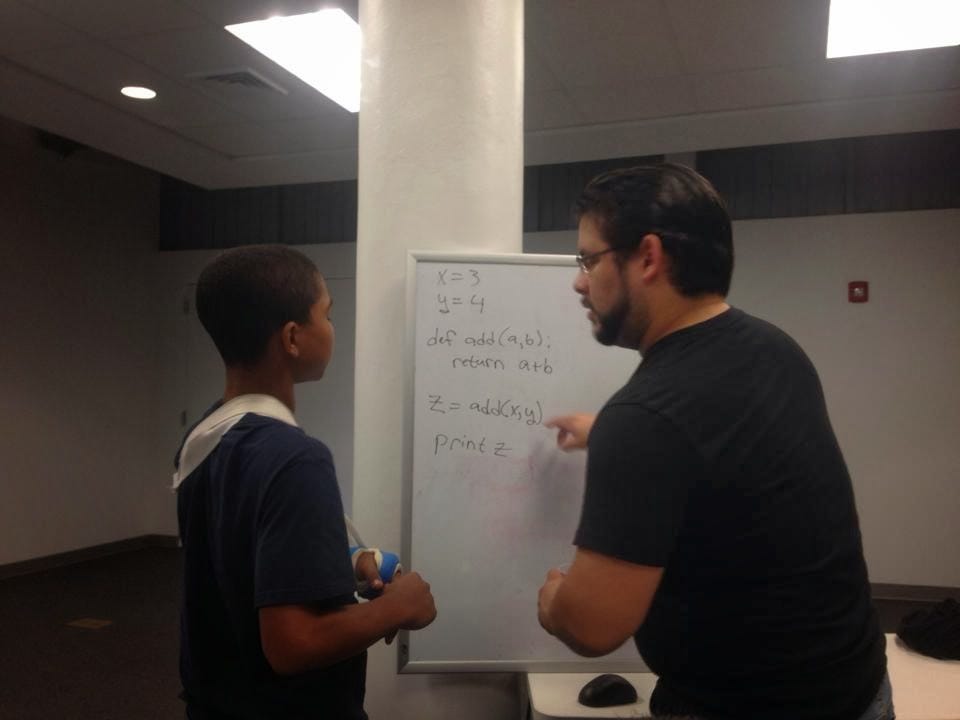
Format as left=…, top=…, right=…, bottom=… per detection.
left=635, top=233, right=667, bottom=282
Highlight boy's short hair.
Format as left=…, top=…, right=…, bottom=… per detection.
left=196, top=245, right=320, bottom=366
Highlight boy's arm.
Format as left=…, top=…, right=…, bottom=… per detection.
left=259, top=570, right=436, bottom=675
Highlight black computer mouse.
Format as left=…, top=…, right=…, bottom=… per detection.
left=577, top=673, right=638, bottom=707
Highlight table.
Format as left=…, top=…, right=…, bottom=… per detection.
left=523, top=673, right=656, bottom=719
left=887, top=633, right=960, bottom=720
left=523, top=635, right=960, bottom=720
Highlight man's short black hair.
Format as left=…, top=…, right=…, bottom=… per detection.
left=575, top=163, right=734, bottom=297
left=196, top=245, right=320, bottom=367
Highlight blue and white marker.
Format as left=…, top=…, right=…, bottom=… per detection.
left=344, top=515, right=403, bottom=598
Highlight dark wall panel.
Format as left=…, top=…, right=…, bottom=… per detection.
left=698, top=130, right=959, bottom=220
left=698, top=140, right=849, bottom=219
left=209, top=186, right=281, bottom=247
left=846, top=131, right=960, bottom=214
left=160, top=178, right=357, bottom=250
left=160, top=131, right=958, bottom=250
left=524, top=155, right=663, bottom=232
left=278, top=181, right=357, bottom=246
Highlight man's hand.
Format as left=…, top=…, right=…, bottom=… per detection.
left=545, top=413, right=596, bottom=451
left=536, top=549, right=664, bottom=657
left=537, top=567, right=566, bottom=635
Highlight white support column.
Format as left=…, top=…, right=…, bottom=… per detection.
left=355, top=1, right=524, bottom=717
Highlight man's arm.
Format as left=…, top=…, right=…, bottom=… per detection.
left=538, top=548, right=662, bottom=657
left=260, top=570, right=436, bottom=675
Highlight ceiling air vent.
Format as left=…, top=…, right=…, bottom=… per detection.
left=189, top=67, right=288, bottom=95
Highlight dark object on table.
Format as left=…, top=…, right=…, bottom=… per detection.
left=897, top=597, right=960, bottom=660
left=577, top=673, right=638, bottom=707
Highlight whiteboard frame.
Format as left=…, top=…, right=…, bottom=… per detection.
left=398, top=251, right=647, bottom=674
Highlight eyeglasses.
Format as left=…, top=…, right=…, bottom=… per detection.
left=575, top=247, right=618, bottom=274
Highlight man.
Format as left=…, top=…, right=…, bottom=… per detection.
left=539, top=165, right=891, bottom=719
left=175, top=246, right=436, bottom=719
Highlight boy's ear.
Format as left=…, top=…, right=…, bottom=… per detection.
left=280, top=320, right=300, bottom=358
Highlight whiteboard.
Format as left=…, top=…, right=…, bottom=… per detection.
left=401, top=252, right=646, bottom=673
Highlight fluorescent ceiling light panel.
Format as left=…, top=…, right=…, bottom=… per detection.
left=121, top=86, right=157, bottom=100
left=827, top=0, right=960, bottom=58
left=226, top=9, right=360, bottom=112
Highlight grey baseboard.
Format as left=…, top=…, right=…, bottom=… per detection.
left=0, top=534, right=180, bottom=581
left=872, top=583, right=959, bottom=602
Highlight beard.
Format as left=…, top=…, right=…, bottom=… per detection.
left=592, top=295, right=628, bottom=346
left=591, top=293, right=648, bottom=349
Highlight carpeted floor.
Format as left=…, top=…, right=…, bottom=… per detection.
left=0, top=548, right=182, bottom=720
left=0, top=547, right=944, bottom=719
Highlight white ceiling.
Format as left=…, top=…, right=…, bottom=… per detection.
left=1, top=0, right=957, bottom=188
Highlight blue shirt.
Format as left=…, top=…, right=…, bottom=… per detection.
left=176, top=411, right=366, bottom=719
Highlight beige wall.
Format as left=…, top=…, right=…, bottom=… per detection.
left=0, top=117, right=363, bottom=562
left=525, top=208, right=960, bottom=587
left=3, top=111, right=958, bottom=589
left=1, top=112, right=957, bottom=720
left=0, top=116, right=168, bottom=564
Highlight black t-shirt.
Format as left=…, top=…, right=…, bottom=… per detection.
left=575, top=308, right=885, bottom=720
left=176, top=413, right=366, bottom=720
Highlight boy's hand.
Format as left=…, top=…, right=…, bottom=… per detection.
left=354, top=551, right=384, bottom=595
left=383, top=571, right=437, bottom=631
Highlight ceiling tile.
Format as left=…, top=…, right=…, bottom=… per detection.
left=666, top=0, right=830, bottom=74
left=569, top=75, right=699, bottom=125
left=0, top=1, right=87, bottom=55
left=176, top=122, right=295, bottom=157
left=187, top=75, right=348, bottom=123
left=110, top=26, right=348, bottom=121
left=2, top=0, right=956, bottom=189
left=695, top=47, right=960, bottom=113
left=818, top=48, right=960, bottom=100
left=183, top=0, right=357, bottom=26
left=21, top=0, right=207, bottom=39
left=694, top=65, right=821, bottom=112
left=176, top=112, right=358, bottom=161
left=525, top=42, right=563, bottom=94
left=175, top=112, right=360, bottom=162
left=11, top=42, right=242, bottom=128
left=267, top=113, right=359, bottom=154
left=527, top=0, right=685, bottom=87
left=525, top=89, right=583, bottom=131
left=107, top=26, right=257, bottom=77
left=0, top=56, right=224, bottom=186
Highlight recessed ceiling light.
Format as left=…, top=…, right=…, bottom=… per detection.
left=225, top=9, right=360, bottom=113
left=827, top=0, right=960, bottom=58
left=121, top=86, right=157, bottom=100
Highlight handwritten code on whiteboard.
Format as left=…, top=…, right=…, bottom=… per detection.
left=403, top=252, right=643, bottom=672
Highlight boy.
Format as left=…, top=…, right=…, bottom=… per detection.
left=174, top=245, right=436, bottom=719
